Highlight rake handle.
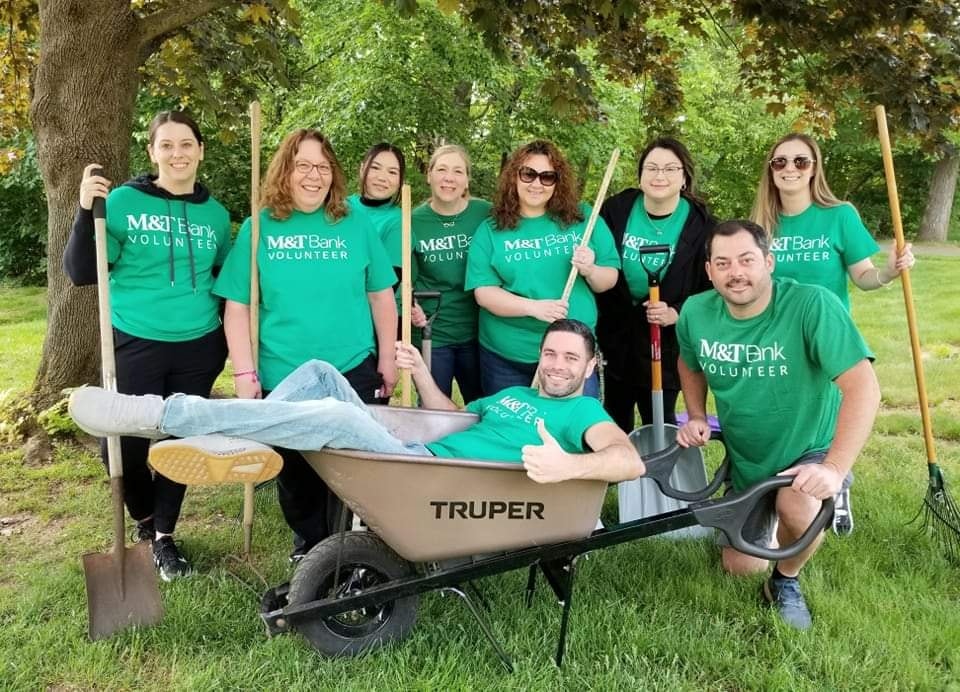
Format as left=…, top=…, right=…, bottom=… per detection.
left=875, top=105, right=937, bottom=465
left=400, top=184, right=413, bottom=406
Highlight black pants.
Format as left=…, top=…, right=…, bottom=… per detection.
left=106, top=326, right=227, bottom=534
left=273, top=353, right=385, bottom=552
left=603, top=369, right=679, bottom=434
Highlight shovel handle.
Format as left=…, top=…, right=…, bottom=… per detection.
left=249, top=101, right=262, bottom=368
left=400, top=185, right=413, bottom=405
left=638, top=441, right=730, bottom=502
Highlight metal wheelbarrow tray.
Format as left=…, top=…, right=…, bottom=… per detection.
left=261, top=406, right=833, bottom=671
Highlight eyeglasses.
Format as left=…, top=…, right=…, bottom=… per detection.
left=769, top=156, right=815, bottom=172
left=295, top=161, right=333, bottom=176
left=517, top=166, right=559, bottom=186
left=641, top=164, right=684, bottom=177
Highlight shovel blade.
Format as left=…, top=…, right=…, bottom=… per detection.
left=83, top=541, right=163, bottom=641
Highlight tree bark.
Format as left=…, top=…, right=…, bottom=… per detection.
left=918, top=149, right=959, bottom=243
left=30, top=0, right=142, bottom=408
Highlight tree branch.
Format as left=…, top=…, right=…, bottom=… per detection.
left=137, top=0, right=231, bottom=53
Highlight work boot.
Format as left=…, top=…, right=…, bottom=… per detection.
left=762, top=573, right=812, bottom=630
left=68, top=387, right=165, bottom=439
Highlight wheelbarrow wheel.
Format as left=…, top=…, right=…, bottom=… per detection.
left=287, top=531, right=418, bottom=657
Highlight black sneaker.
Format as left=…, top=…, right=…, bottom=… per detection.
left=289, top=547, right=308, bottom=565
left=762, top=574, right=812, bottom=630
left=131, top=518, right=154, bottom=544
left=153, top=535, right=191, bottom=581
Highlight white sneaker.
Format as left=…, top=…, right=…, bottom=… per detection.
left=68, top=387, right=165, bottom=439
left=832, top=488, right=854, bottom=536
left=149, top=434, right=283, bottom=485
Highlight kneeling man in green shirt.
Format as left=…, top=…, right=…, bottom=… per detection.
left=675, top=219, right=880, bottom=630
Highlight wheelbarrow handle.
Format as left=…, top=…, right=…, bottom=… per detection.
left=692, top=476, right=835, bottom=561
left=638, top=441, right=730, bottom=502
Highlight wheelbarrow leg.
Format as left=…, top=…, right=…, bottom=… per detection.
left=441, top=586, right=514, bottom=673
left=538, top=555, right=579, bottom=667
left=525, top=564, right=537, bottom=607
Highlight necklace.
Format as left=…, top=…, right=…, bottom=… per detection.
left=644, top=208, right=672, bottom=236
left=435, top=200, right=469, bottom=228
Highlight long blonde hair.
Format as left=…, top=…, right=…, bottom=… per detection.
left=262, top=129, right=347, bottom=221
left=750, top=133, right=844, bottom=236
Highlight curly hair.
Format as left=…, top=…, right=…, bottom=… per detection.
left=750, top=133, right=843, bottom=237
left=491, top=140, right=583, bottom=230
left=262, top=129, right=347, bottom=222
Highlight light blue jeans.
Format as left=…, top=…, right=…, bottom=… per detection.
left=160, top=360, right=432, bottom=455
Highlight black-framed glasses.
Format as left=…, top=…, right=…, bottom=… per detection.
left=769, top=156, right=815, bottom=172
left=517, top=166, right=559, bottom=186
left=295, top=160, right=333, bottom=176
left=641, top=164, right=684, bottom=177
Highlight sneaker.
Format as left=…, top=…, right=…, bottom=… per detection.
left=289, top=547, right=308, bottom=565
left=131, top=517, right=155, bottom=544
left=153, top=535, right=191, bottom=581
left=149, top=435, right=283, bottom=486
left=68, top=387, right=165, bottom=439
left=832, top=488, right=854, bottom=536
left=762, top=574, right=812, bottom=630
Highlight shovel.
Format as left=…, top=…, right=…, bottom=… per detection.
left=83, top=174, right=163, bottom=640
left=617, top=244, right=711, bottom=537
left=412, top=291, right=442, bottom=371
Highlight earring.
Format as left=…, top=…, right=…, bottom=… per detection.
left=681, top=183, right=687, bottom=191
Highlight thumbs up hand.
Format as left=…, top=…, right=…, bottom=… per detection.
left=522, top=418, right=577, bottom=484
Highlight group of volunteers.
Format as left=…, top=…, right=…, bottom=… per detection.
left=66, top=109, right=914, bottom=632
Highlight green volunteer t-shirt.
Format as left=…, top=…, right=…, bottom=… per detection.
left=427, top=386, right=613, bottom=461
left=347, top=194, right=400, bottom=240
left=676, top=278, right=873, bottom=491
left=383, top=198, right=492, bottom=347
left=104, top=185, right=232, bottom=341
left=771, top=203, right=879, bottom=310
left=213, top=207, right=396, bottom=390
left=621, top=196, right=689, bottom=302
left=464, top=205, right=621, bottom=364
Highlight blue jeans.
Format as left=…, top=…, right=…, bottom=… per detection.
left=429, top=340, right=482, bottom=404
left=478, top=344, right=600, bottom=399
left=160, top=360, right=432, bottom=456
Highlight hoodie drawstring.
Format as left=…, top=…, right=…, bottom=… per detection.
left=165, top=199, right=198, bottom=293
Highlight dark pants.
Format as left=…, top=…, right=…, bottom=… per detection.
left=429, top=340, right=482, bottom=405
left=478, top=344, right=600, bottom=399
left=273, top=353, right=384, bottom=552
left=602, top=369, right=678, bottom=433
left=107, top=326, right=227, bottom=534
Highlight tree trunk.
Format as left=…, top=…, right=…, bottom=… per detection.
left=918, top=149, right=959, bottom=242
left=30, top=0, right=141, bottom=408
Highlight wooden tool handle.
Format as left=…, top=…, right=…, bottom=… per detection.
left=249, top=101, right=262, bottom=368
left=400, top=184, right=413, bottom=406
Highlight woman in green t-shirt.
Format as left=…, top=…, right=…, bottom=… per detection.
left=751, top=133, right=915, bottom=310
left=346, top=142, right=405, bottom=239
left=64, top=111, right=232, bottom=581
left=465, top=139, right=620, bottom=397
left=384, top=144, right=491, bottom=404
left=213, top=128, right=398, bottom=558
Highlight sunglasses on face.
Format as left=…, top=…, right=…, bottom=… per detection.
left=517, top=166, right=559, bottom=186
left=769, top=156, right=815, bottom=172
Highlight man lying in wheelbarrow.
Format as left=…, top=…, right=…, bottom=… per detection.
left=675, top=219, right=880, bottom=630
left=69, top=319, right=645, bottom=491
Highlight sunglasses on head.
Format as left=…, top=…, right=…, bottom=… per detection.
left=518, top=166, right=559, bottom=186
left=769, top=156, right=815, bottom=172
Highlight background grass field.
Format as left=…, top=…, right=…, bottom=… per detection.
left=1, top=249, right=958, bottom=691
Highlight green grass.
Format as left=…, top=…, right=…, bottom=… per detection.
left=1, top=247, right=959, bottom=690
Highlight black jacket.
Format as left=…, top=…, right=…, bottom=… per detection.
left=596, top=188, right=715, bottom=390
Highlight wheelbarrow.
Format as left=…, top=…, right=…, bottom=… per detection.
left=259, top=406, right=832, bottom=671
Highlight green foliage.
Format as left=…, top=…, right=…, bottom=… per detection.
left=0, top=135, right=47, bottom=284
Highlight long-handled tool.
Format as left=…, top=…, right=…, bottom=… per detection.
left=876, top=105, right=959, bottom=557
left=243, top=100, right=263, bottom=556
left=412, top=291, right=442, bottom=372
left=83, top=174, right=163, bottom=641
left=532, top=149, right=620, bottom=388
left=618, top=244, right=710, bottom=537
left=400, top=184, right=413, bottom=406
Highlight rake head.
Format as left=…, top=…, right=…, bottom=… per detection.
left=911, top=465, right=960, bottom=563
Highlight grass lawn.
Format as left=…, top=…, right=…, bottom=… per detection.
left=1, top=247, right=959, bottom=690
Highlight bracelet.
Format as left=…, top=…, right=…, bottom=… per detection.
left=875, top=268, right=892, bottom=287
left=233, top=370, right=259, bottom=382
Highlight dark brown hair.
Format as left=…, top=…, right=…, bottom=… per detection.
left=148, top=111, right=203, bottom=146
left=492, top=140, right=583, bottom=230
